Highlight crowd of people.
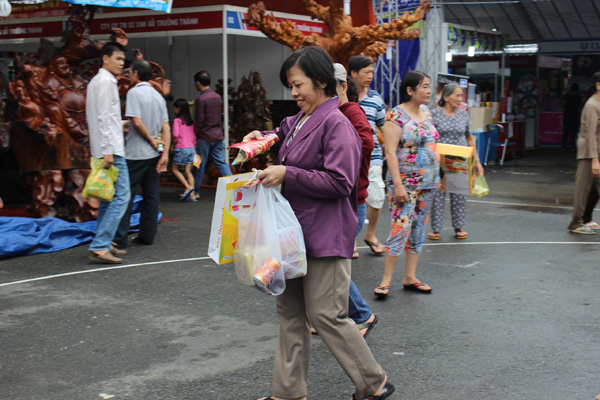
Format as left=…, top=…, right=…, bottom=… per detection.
left=85, top=43, right=599, bottom=399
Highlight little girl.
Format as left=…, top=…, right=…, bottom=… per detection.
left=171, top=98, right=198, bottom=201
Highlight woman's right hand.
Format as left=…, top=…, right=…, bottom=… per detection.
left=395, top=184, right=409, bottom=203
left=243, top=130, right=263, bottom=142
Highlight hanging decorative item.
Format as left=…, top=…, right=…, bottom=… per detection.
left=0, top=0, right=12, bottom=17
left=515, top=75, right=541, bottom=111
left=447, top=24, right=506, bottom=52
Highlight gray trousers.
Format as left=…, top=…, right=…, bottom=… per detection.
left=568, top=159, right=600, bottom=230
left=430, top=190, right=467, bottom=232
left=272, top=257, right=385, bottom=399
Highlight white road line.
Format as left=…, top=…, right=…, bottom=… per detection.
left=0, top=256, right=211, bottom=288
left=466, top=198, right=577, bottom=210
left=1, top=241, right=599, bottom=288
left=421, top=241, right=600, bottom=246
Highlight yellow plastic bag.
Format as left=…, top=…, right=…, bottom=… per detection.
left=472, top=175, right=489, bottom=197
left=82, top=157, right=120, bottom=202
left=193, top=152, right=202, bottom=169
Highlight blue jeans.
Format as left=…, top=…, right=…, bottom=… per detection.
left=89, top=156, right=131, bottom=252
left=194, top=139, right=232, bottom=192
left=348, top=202, right=372, bottom=324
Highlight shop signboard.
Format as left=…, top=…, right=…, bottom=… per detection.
left=539, top=39, right=600, bottom=55
left=1, top=7, right=328, bottom=42
left=0, top=0, right=68, bottom=20
left=0, top=20, right=64, bottom=40
left=91, top=11, right=221, bottom=34
left=225, top=10, right=327, bottom=36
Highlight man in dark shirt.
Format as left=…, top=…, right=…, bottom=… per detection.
left=192, top=71, right=232, bottom=195
left=562, top=83, right=583, bottom=150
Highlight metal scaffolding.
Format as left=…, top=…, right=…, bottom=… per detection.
left=371, top=0, right=445, bottom=108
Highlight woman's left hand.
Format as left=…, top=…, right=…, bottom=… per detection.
left=258, top=165, right=286, bottom=187
left=475, top=160, right=485, bottom=176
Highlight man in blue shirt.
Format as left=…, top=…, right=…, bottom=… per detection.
left=349, top=56, right=386, bottom=256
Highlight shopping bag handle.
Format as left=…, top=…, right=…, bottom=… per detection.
left=242, top=169, right=261, bottom=188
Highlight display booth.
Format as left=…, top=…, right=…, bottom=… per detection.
left=0, top=4, right=327, bottom=147
left=537, top=39, right=600, bottom=148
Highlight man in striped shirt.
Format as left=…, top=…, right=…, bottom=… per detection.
left=349, top=56, right=386, bottom=256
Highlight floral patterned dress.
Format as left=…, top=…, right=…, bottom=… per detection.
left=384, top=105, right=440, bottom=256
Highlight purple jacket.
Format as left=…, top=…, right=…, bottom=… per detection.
left=263, top=97, right=361, bottom=259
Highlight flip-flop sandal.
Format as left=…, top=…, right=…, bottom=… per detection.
left=454, top=230, right=468, bottom=239
left=352, top=251, right=360, bottom=259
left=403, top=282, right=432, bottom=294
left=352, top=382, right=395, bottom=400
left=570, top=225, right=596, bottom=234
left=428, top=232, right=440, bottom=240
left=180, top=188, right=194, bottom=201
left=357, top=315, right=378, bottom=339
left=584, top=221, right=600, bottom=230
left=374, top=285, right=389, bottom=298
left=364, top=239, right=385, bottom=256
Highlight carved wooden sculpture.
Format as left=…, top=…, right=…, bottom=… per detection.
left=2, top=5, right=170, bottom=221
left=244, top=0, right=431, bottom=66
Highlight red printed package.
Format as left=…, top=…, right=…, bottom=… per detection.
left=231, top=133, right=278, bottom=165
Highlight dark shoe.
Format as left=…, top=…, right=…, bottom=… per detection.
left=374, top=285, right=389, bottom=299
left=353, top=382, right=395, bottom=400
left=364, top=239, right=385, bottom=256
left=131, top=236, right=152, bottom=245
left=89, top=251, right=122, bottom=264
left=357, top=315, right=378, bottom=339
left=403, top=282, right=432, bottom=294
left=110, top=247, right=127, bottom=256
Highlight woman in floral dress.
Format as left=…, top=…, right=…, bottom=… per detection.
left=374, top=71, right=440, bottom=297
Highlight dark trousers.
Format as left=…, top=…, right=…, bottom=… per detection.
left=114, top=157, right=160, bottom=246
left=561, top=116, right=580, bottom=149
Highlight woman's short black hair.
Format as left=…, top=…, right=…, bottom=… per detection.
left=400, top=70, right=430, bottom=103
left=348, top=56, right=374, bottom=74
left=279, top=46, right=337, bottom=98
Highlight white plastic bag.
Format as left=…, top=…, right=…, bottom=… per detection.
left=233, top=183, right=307, bottom=295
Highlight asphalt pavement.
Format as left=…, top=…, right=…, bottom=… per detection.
left=1, top=148, right=599, bottom=400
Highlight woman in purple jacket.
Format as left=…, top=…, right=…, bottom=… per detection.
left=245, top=47, right=394, bottom=400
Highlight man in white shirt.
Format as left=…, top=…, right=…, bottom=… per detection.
left=113, top=59, right=171, bottom=248
left=87, top=42, right=131, bottom=264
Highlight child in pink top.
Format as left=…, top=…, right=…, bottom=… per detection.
left=171, top=99, right=198, bottom=201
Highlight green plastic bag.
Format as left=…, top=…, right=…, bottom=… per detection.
left=472, top=175, right=489, bottom=197
left=82, top=157, right=120, bottom=202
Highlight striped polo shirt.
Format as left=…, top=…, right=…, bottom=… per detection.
left=359, top=89, right=386, bottom=166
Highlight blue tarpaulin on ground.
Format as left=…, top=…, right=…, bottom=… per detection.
left=0, top=195, right=161, bottom=259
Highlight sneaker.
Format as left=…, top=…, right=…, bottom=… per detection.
left=570, top=225, right=596, bottom=235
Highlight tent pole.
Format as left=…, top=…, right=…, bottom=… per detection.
left=222, top=8, right=229, bottom=159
